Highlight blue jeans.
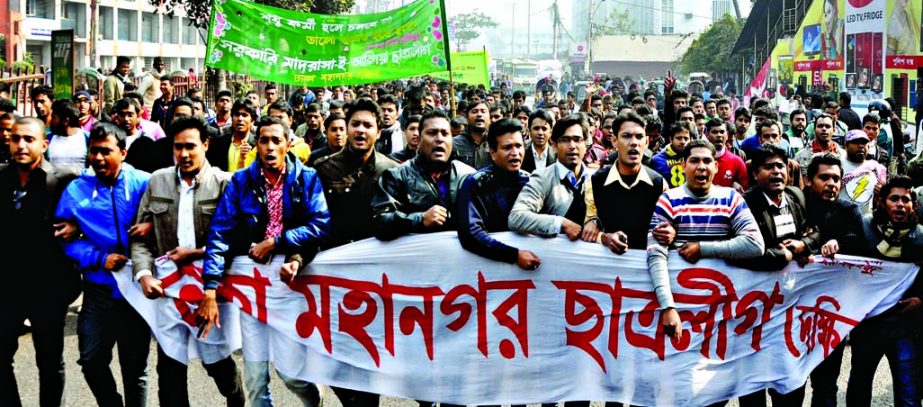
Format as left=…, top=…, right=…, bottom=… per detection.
left=77, top=283, right=151, bottom=407
left=847, top=313, right=920, bottom=407
left=241, top=312, right=320, bottom=407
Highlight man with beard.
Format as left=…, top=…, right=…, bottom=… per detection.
left=374, top=94, right=403, bottom=155
left=794, top=114, right=844, bottom=182
left=307, top=114, right=347, bottom=166
left=802, top=153, right=864, bottom=407
left=372, top=110, right=475, bottom=240
left=389, top=114, right=421, bottom=163
left=55, top=122, right=152, bottom=407
left=208, top=90, right=234, bottom=130
left=582, top=112, right=668, bottom=254
left=206, top=99, right=257, bottom=173
left=509, top=115, right=590, bottom=241
left=784, top=108, right=808, bottom=154
left=704, top=118, right=747, bottom=192
left=457, top=118, right=541, bottom=269
left=847, top=175, right=923, bottom=406
left=521, top=109, right=556, bottom=173
left=295, top=103, right=325, bottom=149
left=0, top=118, right=80, bottom=407
left=840, top=129, right=887, bottom=216
left=647, top=138, right=764, bottom=340
left=453, top=101, right=493, bottom=169
left=73, top=91, right=98, bottom=133
left=31, top=86, right=53, bottom=131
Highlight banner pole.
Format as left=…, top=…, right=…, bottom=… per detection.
left=449, top=72, right=457, bottom=117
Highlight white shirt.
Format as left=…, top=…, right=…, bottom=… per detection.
left=177, top=172, right=197, bottom=250
left=532, top=145, right=551, bottom=172
left=47, top=131, right=87, bottom=171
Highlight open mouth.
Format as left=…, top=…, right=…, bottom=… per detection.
left=694, top=175, right=708, bottom=182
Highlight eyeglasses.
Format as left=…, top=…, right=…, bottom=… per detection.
left=12, top=189, right=26, bottom=210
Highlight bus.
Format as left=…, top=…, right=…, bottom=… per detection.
left=511, top=59, right=538, bottom=92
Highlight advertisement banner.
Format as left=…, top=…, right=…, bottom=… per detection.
left=205, top=0, right=450, bottom=86
left=116, top=232, right=917, bottom=406
left=844, top=0, right=887, bottom=97
left=51, top=30, right=74, bottom=100
left=432, top=50, right=491, bottom=87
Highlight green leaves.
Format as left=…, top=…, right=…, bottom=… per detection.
left=154, top=0, right=357, bottom=29
left=679, top=14, right=743, bottom=75
left=449, top=11, right=498, bottom=50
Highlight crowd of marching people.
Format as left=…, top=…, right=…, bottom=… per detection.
left=3, top=54, right=923, bottom=407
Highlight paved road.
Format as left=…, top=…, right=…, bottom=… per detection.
left=11, top=311, right=899, bottom=406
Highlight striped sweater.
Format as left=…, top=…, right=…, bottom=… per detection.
left=646, top=185, right=765, bottom=308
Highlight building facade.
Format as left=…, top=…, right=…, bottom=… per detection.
left=14, top=0, right=206, bottom=74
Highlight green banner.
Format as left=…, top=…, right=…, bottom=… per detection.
left=432, top=50, right=490, bottom=87
left=205, top=0, right=450, bottom=86
left=51, top=30, right=75, bottom=100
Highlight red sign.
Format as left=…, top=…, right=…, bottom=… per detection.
left=794, top=59, right=844, bottom=71
left=887, top=55, right=923, bottom=69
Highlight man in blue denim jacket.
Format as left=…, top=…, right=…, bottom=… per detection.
left=55, top=122, right=152, bottom=407
left=198, top=116, right=330, bottom=407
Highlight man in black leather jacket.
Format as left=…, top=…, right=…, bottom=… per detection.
left=372, top=109, right=475, bottom=240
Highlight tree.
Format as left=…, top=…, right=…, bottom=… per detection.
left=678, top=13, right=744, bottom=75
left=449, top=11, right=498, bottom=51
left=598, top=8, right=635, bottom=35
left=152, top=0, right=355, bottom=91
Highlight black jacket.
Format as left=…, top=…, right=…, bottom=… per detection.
left=521, top=143, right=556, bottom=174
left=740, top=187, right=820, bottom=271
left=0, top=160, right=80, bottom=303
left=314, top=150, right=398, bottom=248
left=804, top=194, right=864, bottom=255
left=371, top=157, right=475, bottom=240
left=456, top=164, right=530, bottom=264
left=205, top=130, right=256, bottom=173
left=838, top=107, right=862, bottom=131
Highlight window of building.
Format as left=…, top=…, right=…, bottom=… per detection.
left=26, top=0, right=53, bottom=18
left=118, top=9, right=138, bottom=41
left=163, top=15, right=178, bottom=44
left=64, top=2, right=87, bottom=38
left=182, top=18, right=197, bottom=45
left=661, top=0, right=674, bottom=35
left=100, top=7, right=114, bottom=40
left=142, top=12, right=159, bottom=43
left=181, top=57, right=196, bottom=72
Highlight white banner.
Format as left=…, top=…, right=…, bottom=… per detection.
left=114, top=257, right=241, bottom=365
left=118, top=232, right=918, bottom=406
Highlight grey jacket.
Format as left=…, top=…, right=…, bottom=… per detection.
left=509, top=162, right=589, bottom=237
left=131, top=162, right=231, bottom=277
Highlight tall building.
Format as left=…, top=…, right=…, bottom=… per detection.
left=13, top=0, right=206, bottom=74
left=573, top=0, right=739, bottom=37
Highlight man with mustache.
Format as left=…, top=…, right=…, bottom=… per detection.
left=457, top=118, right=541, bottom=270
left=840, top=129, right=887, bottom=216
left=646, top=139, right=764, bottom=341
left=801, top=153, right=864, bottom=407
left=848, top=175, right=923, bottom=406
left=784, top=108, right=808, bottom=154
left=198, top=116, right=330, bottom=407
left=307, top=114, right=347, bottom=166
left=581, top=112, right=669, bottom=254
left=794, top=114, right=844, bottom=183
left=374, top=94, right=404, bottom=155
left=372, top=110, right=475, bottom=240
left=704, top=118, right=748, bottom=192
left=752, top=119, right=804, bottom=189
left=130, top=116, right=245, bottom=407
left=453, top=101, right=493, bottom=169
left=509, top=115, right=591, bottom=241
